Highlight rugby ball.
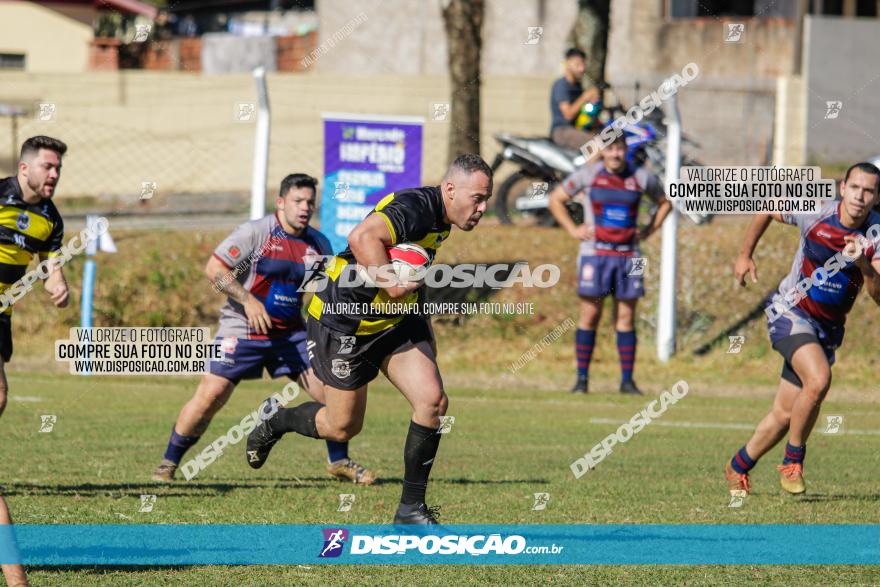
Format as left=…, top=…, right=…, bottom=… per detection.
left=386, top=243, right=430, bottom=283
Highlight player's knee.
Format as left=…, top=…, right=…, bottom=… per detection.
left=415, top=387, right=446, bottom=419
left=437, top=391, right=449, bottom=417
left=772, top=406, right=791, bottom=427
left=195, top=382, right=232, bottom=412
left=325, top=413, right=363, bottom=441
left=329, top=421, right=362, bottom=442
left=801, top=372, right=831, bottom=402
left=0, top=382, right=9, bottom=416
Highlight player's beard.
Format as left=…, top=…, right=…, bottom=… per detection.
left=27, top=175, right=53, bottom=199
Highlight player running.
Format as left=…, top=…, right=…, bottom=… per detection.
left=152, top=173, right=376, bottom=485
left=246, top=154, right=493, bottom=524
left=548, top=132, right=671, bottom=395
left=0, top=136, right=70, bottom=418
left=726, top=162, right=880, bottom=495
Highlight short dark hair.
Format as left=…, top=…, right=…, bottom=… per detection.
left=608, top=132, right=628, bottom=146
left=279, top=173, right=317, bottom=197
left=565, top=47, right=586, bottom=60
left=20, top=135, right=67, bottom=161
left=448, top=153, right=492, bottom=180
left=843, top=161, right=880, bottom=188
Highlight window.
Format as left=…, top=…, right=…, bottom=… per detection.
left=0, top=53, right=25, bottom=70
left=668, top=0, right=877, bottom=18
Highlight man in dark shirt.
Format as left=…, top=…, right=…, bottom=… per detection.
left=247, top=154, right=493, bottom=525
left=550, top=47, right=600, bottom=151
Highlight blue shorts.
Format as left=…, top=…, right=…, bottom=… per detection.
left=577, top=254, right=644, bottom=299
left=766, top=303, right=844, bottom=386
left=207, top=330, right=309, bottom=384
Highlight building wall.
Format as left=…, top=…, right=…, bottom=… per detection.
left=314, top=0, right=578, bottom=76
left=0, top=71, right=554, bottom=198
left=803, top=15, right=880, bottom=165
left=606, top=0, right=796, bottom=165
left=0, top=1, right=94, bottom=73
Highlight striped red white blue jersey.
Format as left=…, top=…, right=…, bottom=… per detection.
left=776, top=200, right=880, bottom=325
left=561, top=161, right=664, bottom=257
left=212, top=212, right=331, bottom=340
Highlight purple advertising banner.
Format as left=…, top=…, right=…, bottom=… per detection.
left=321, top=113, right=424, bottom=253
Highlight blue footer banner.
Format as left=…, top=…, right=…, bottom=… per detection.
left=1, top=525, right=877, bottom=565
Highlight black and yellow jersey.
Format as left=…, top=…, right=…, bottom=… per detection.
left=308, top=186, right=450, bottom=335
left=0, top=176, right=64, bottom=314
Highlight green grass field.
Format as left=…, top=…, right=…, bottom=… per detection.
left=2, top=371, right=878, bottom=585
left=1, top=218, right=879, bottom=584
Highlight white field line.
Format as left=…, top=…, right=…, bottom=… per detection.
left=589, top=417, right=880, bottom=436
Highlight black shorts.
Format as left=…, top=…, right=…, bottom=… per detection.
left=307, top=316, right=433, bottom=391
left=0, top=314, right=11, bottom=362
left=773, top=333, right=836, bottom=387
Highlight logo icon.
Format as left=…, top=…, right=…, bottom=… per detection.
left=628, top=257, right=647, bottom=277
left=36, top=103, right=57, bottom=122
left=235, top=102, right=256, bottom=122
left=727, top=335, right=745, bottom=354
left=824, top=101, right=842, bottom=120
left=338, top=494, right=355, bottom=512
left=247, top=450, right=260, bottom=463
left=430, top=103, right=450, bottom=122
left=530, top=182, right=549, bottom=200
left=524, top=26, right=544, bottom=45
left=16, top=212, right=29, bottom=231
left=141, top=181, right=158, bottom=200
left=139, top=494, right=157, bottom=512
left=532, top=492, right=550, bottom=511
left=728, top=489, right=746, bottom=508
left=334, top=181, right=350, bottom=200
left=39, top=414, right=57, bottom=433
left=725, top=23, right=745, bottom=42
left=331, top=359, right=351, bottom=379
left=823, top=414, right=844, bottom=434
left=338, top=336, right=356, bottom=355
left=319, top=528, right=349, bottom=558
left=438, top=415, right=455, bottom=434
left=133, top=24, right=152, bottom=42
left=220, top=336, right=238, bottom=355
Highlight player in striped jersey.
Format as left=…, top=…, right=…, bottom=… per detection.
left=0, top=136, right=70, bottom=418
left=727, top=162, right=880, bottom=495
left=152, top=174, right=376, bottom=485
left=549, top=132, right=671, bottom=395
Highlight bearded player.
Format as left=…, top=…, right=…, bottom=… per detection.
left=152, top=173, right=376, bottom=484
left=548, top=132, right=671, bottom=395
left=246, top=154, right=493, bottom=524
left=726, top=162, right=880, bottom=495
left=0, top=136, right=70, bottom=418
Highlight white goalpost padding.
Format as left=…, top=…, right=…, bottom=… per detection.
left=251, top=66, right=271, bottom=221
left=657, top=89, right=681, bottom=362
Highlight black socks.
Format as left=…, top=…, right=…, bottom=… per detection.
left=401, top=420, right=442, bottom=505
left=271, top=401, right=323, bottom=438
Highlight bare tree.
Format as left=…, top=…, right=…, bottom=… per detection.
left=569, top=0, right=610, bottom=91
left=441, top=0, right=484, bottom=163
